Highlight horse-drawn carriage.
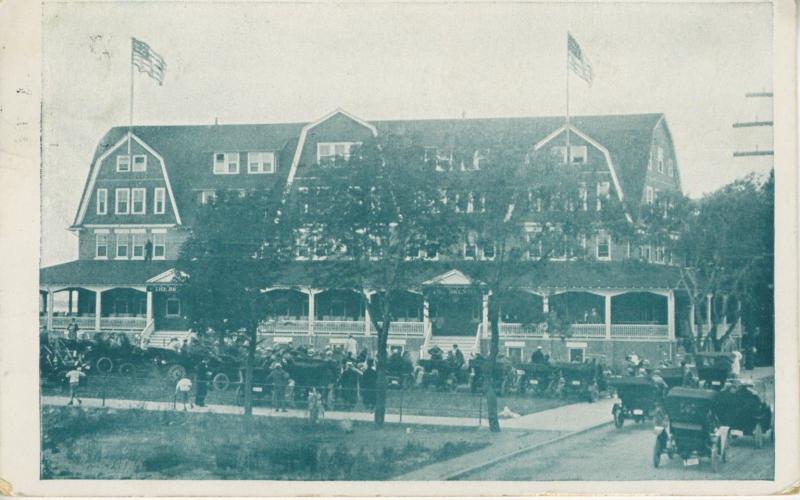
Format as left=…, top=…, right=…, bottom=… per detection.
left=611, top=377, right=666, bottom=428
left=653, top=387, right=731, bottom=472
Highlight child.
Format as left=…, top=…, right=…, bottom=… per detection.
left=307, top=387, right=325, bottom=425
left=65, top=365, right=86, bottom=405
left=175, top=376, right=193, bottom=411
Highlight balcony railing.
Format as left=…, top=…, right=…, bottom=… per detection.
left=611, top=324, right=668, bottom=338
left=568, top=324, right=606, bottom=338
left=315, top=320, right=366, bottom=334
left=49, top=316, right=96, bottom=329
left=499, top=322, right=547, bottom=337
left=258, top=319, right=310, bottom=335
left=386, top=320, right=424, bottom=337
left=256, top=318, right=425, bottom=337
left=44, top=315, right=146, bottom=331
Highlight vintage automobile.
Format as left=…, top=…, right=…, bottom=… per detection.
left=234, top=367, right=272, bottom=405
left=715, top=381, right=774, bottom=448
left=693, top=352, right=733, bottom=390
left=653, top=387, right=731, bottom=472
left=552, top=361, right=605, bottom=402
left=611, top=377, right=666, bottom=428
left=516, top=362, right=556, bottom=396
left=658, top=366, right=689, bottom=388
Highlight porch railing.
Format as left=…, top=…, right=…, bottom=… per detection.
left=314, top=320, right=366, bottom=335
left=499, top=322, right=547, bottom=337
left=568, top=323, right=606, bottom=338
left=386, top=321, right=424, bottom=337
left=101, top=316, right=148, bottom=330
left=258, top=319, right=310, bottom=334
left=50, top=316, right=96, bottom=330
left=611, top=324, right=668, bottom=338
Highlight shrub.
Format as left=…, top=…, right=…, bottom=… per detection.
left=141, top=446, right=185, bottom=473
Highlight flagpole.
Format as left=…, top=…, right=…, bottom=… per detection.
left=129, top=37, right=134, bottom=155
left=565, top=32, right=571, bottom=153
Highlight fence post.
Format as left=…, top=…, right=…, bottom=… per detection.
left=399, top=386, right=404, bottom=424
left=478, top=393, right=483, bottom=427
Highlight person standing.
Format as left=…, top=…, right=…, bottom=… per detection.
left=65, top=365, right=86, bottom=405
left=531, top=346, right=546, bottom=364
left=67, top=318, right=79, bottom=341
left=144, top=239, right=153, bottom=263
left=267, top=363, right=290, bottom=412
left=175, top=376, right=193, bottom=411
left=194, top=361, right=210, bottom=407
left=360, top=360, right=377, bottom=408
left=338, top=361, right=362, bottom=409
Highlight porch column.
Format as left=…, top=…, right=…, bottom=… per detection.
left=667, top=291, right=676, bottom=340
left=423, top=298, right=430, bottom=339
left=604, top=293, right=612, bottom=339
left=363, top=290, right=373, bottom=336
left=482, top=292, right=489, bottom=338
left=95, top=289, right=103, bottom=331
left=46, top=289, right=54, bottom=331
left=307, top=288, right=316, bottom=336
left=67, top=289, right=73, bottom=315
left=541, top=294, right=549, bottom=339
left=705, top=293, right=712, bottom=330
left=146, top=289, right=153, bottom=325
left=689, top=302, right=696, bottom=337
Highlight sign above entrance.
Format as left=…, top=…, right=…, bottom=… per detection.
left=147, top=284, right=178, bottom=293
left=422, top=269, right=484, bottom=287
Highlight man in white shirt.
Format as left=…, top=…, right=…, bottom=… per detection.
left=65, top=366, right=86, bottom=405
left=175, top=377, right=193, bottom=410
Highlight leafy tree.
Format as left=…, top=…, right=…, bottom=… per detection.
left=445, top=142, right=630, bottom=431
left=287, top=136, right=458, bottom=427
left=176, top=188, right=294, bottom=415
left=676, top=171, right=773, bottom=355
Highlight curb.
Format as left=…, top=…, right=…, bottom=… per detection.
left=442, top=420, right=614, bottom=480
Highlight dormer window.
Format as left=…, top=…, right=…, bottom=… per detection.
left=213, top=152, right=239, bottom=174
left=132, top=155, right=147, bottom=172
left=480, top=243, right=496, bottom=261
left=596, top=232, right=611, bottom=260
left=248, top=152, right=275, bottom=174
left=116, top=155, right=131, bottom=172
left=667, top=159, right=674, bottom=177
left=464, top=243, right=477, bottom=260
left=657, top=147, right=664, bottom=173
left=199, top=190, right=216, bottom=205
left=645, top=186, right=655, bottom=205
left=317, top=142, right=359, bottom=163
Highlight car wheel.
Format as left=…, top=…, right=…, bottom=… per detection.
left=711, top=441, right=721, bottom=473
left=613, top=408, right=624, bottom=429
left=167, top=364, right=187, bottom=381
left=754, top=423, right=764, bottom=449
left=118, top=362, right=135, bottom=377
left=652, top=440, right=662, bottom=468
left=96, top=357, right=113, bottom=373
left=213, top=373, right=230, bottom=392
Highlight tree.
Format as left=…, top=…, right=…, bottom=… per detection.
left=445, top=142, right=631, bottom=431
left=176, top=188, right=294, bottom=416
left=676, top=171, right=774, bottom=356
left=287, top=135, right=457, bottom=427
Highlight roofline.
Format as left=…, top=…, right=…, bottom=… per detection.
left=533, top=123, right=633, bottom=223
left=286, top=109, right=378, bottom=186
left=653, top=115, right=683, bottom=194
left=74, top=132, right=183, bottom=227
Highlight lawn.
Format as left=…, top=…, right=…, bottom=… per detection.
left=41, top=375, right=571, bottom=421
left=41, top=406, right=511, bottom=480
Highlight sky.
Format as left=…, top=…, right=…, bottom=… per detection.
left=41, top=1, right=774, bottom=266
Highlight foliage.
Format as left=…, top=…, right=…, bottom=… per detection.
left=676, top=171, right=774, bottom=354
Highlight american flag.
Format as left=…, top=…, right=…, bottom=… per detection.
left=132, top=38, right=166, bottom=85
left=567, top=33, right=593, bottom=86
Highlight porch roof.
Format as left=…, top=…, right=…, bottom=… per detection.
left=268, top=260, right=682, bottom=291
left=40, top=260, right=177, bottom=288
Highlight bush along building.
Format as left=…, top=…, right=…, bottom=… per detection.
left=39, top=109, right=742, bottom=368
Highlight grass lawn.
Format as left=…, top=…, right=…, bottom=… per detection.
left=41, top=406, right=525, bottom=480
left=42, top=376, right=572, bottom=420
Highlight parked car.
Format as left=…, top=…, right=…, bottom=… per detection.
left=715, top=380, right=774, bottom=448
left=611, top=377, right=666, bottom=428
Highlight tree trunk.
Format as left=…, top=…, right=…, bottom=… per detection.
left=243, top=325, right=256, bottom=416
left=486, top=298, right=501, bottom=433
left=374, top=325, right=388, bottom=427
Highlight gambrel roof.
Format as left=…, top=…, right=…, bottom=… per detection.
left=78, top=111, right=672, bottom=227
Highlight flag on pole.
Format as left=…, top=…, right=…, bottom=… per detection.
left=567, top=33, right=593, bottom=86
left=132, top=38, right=166, bottom=85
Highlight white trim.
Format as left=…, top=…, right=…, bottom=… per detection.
left=114, top=188, right=130, bottom=215
left=534, top=124, right=630, bottom=221
left=94, top=232, right=109, bottom=259
left=504, top=340, right=525, bottom=347
left=132, top=154, right=147, bottom=172
left=566, top=341, right=588, bottom=348
left=116, top=155, right=131, bottom=172
left=213, top=152, right=240, bottom=175
left=247, top=151, right=276, bottom=174
left=84, top=223, right=175, bottom=228
left=286, top=109, right=378, bottom=186
left=146, top=268, right=179, bottom=283
left=93, top=228, right=110, bottom=234
left=131, top=187, right=146, bottom=215
left=96, top=188, right=107, bottom=215
left=153, top=187, right=166, bottom=214
left=75, top=132, right=182, bottom=226
left=596, top=232, right=611, bottom=261
left=151, top=228, right=167, bottom=234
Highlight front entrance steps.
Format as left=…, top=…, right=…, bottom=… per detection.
left=147, top=330, right=192, bottom=349
left=421, top=335, right=480, bottom=360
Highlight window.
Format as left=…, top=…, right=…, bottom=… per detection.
left=154, top=188, right=166, bottom=214
left=166, top=297, right=181, bottom=317
left=115, top=232, right=129, bottom=259
left=645, top=186, right=655, bottom=205
left=132, top=155, right=147, bottom=172
left=667, top=159, right=674, bottom=177
left=424, top=243, right=439, bottom=260
left=213, top=152, right=240, bottom=174
left=247, top=151, right=275, bottom=174
left=317, top=142, right=360, bottom=163
left=425, top=148, right=453, bottom=171
left=152, top=231, right=166, bottom=259
left=596, top=233, right=611, bottom=260
left=506, top=347, right=523, bottom=364
left=132, top=232, right=146, bottom=259
left=405, top=245, right=421, bottom=260
left=551, top=146, right=568, bottom=163
left=596, top=182, right=610, bottom=210
left=481, top=243, right=496, bottom=261
left=464, top=243, right=477, bottom=259
left=116, top=155, right=130, bottom=172
left=657, top=147, right=664, bottom=173
left=295, top=231, right=311, bottom=260
left=131, top=188, right=146, bottom=214
left=640, top=245, right=651, bottom=261
left=578, top=183, right=588, bottom=211
left=96, top=188, right=107, bottom=215
left=569, top=347, right=585, bottom=363
left=526, top=231, right=542, bottom=259
left=570, top=145, right=588, bottom=164
left=95, top=232, right=108, bottom=259
left=199, top=190, right=216, bottom=205
left=115, top=188, right=130, bottom=214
